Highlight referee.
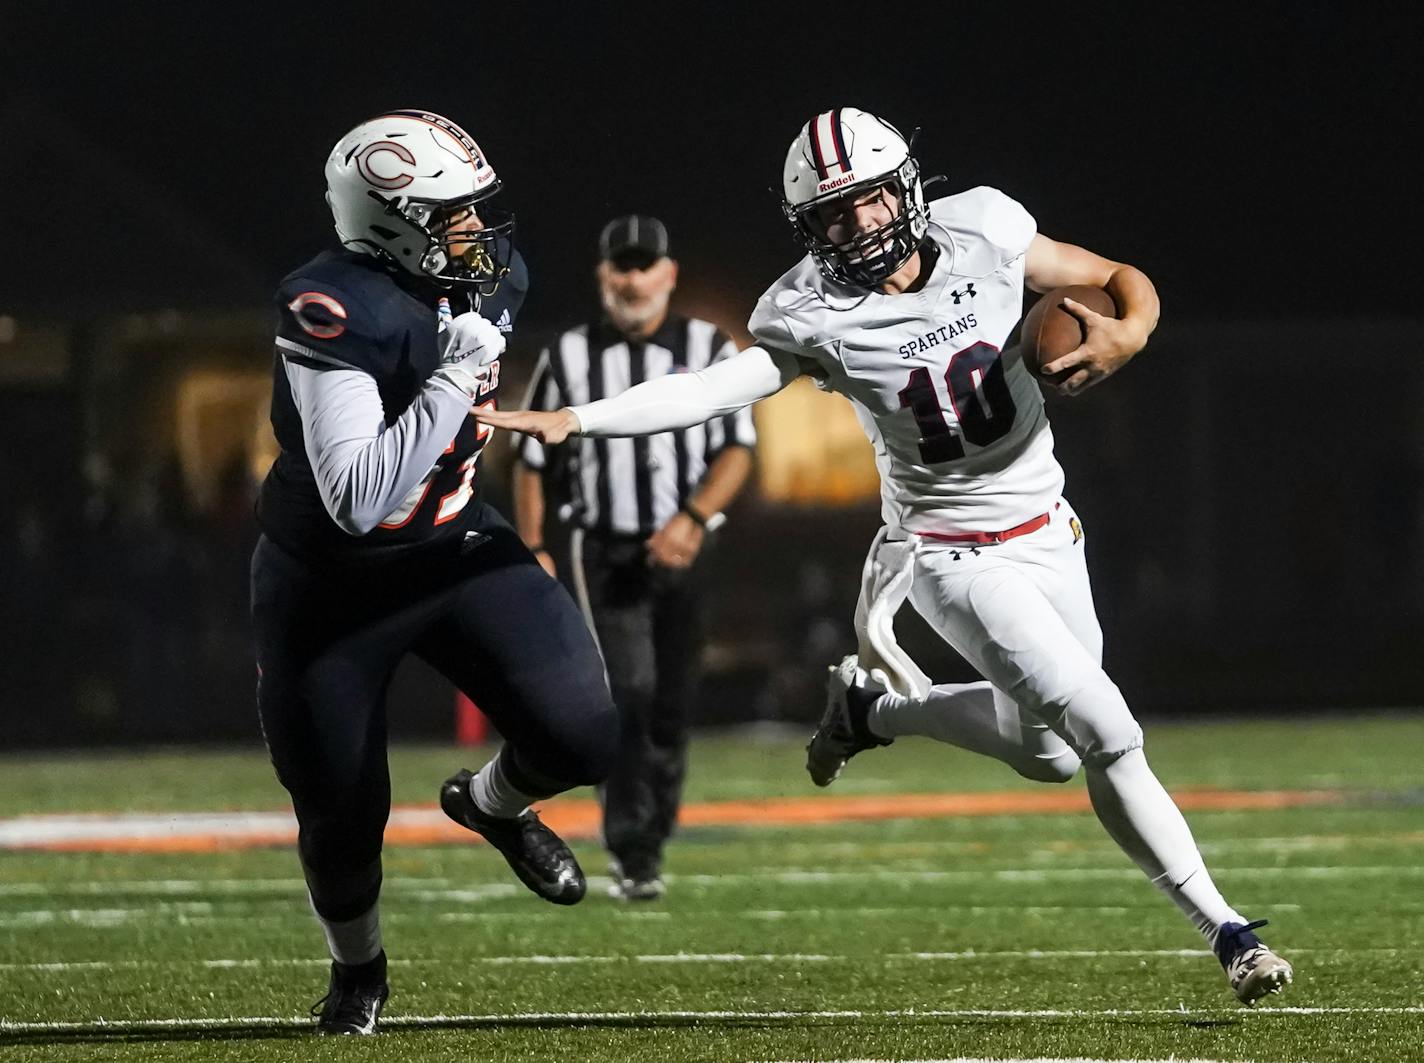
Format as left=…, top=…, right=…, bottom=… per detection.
left=513, top=215, right=755, bottom=899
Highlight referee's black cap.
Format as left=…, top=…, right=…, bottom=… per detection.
left=599, top=215, right=670, bottom=270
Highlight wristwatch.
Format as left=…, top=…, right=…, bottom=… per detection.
left=682, top=502, right=727, bottom=533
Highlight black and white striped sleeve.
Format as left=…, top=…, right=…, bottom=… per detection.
left=516, top=347, right=563, bottom=469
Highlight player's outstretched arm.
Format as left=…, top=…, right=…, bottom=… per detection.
left=478, top=406, right=581, bottom=445
left=1025, top=235, right=1160, bottom=394
left=475, top=345, right=801, bottom=440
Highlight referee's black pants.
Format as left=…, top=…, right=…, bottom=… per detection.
left=251, top=506, right=617, bottom=922
left=571, top=529, right=702, bottom=879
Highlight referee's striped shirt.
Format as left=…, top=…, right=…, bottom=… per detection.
left=518, top=314, right=757, bottom=537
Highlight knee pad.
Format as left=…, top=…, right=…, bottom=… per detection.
left=505, top=691, right=620, bottom=792
left=297, top=814, right=385, bottom=904
left=1045, top=674, right=1143, bottom=769
left=301, top=855, right=382, bottom=922
left=569, top=708, right=619, bottom=784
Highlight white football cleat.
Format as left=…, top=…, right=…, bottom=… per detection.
left=606, top=856, right=666, bottom=902
left=1215, top=919, right=1293, bottom=1005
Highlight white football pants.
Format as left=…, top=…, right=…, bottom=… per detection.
left=868, top=501, right=1244, bottom=939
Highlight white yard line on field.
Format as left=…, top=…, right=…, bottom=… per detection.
left=0, top=946, right=1403, bottom=973
left=766, top=832, right=1422, bottom=857
left=0, top=904, right=216, bottom=928
left=0, top=878, right=457, bottom=897
left=1, top=1005, right=1421, bottom=1036
left=403, top=884, right=520, bottom=903
left=0, top=810, right=299, bottom=846
left=431, top=909, right=676, bottom=923
left=664, top=866, right=1423, bottom=885
left=0, top=865, right=1412, bottom=900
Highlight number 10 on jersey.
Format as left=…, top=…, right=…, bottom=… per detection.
left=897, top=341, right=1017, bottom=463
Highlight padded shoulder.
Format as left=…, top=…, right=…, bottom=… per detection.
left=275, top=252, right=398, bottom=373
left=748, top=257, right=827, bottom=357
left=929, top=186, right=1037, bottom=270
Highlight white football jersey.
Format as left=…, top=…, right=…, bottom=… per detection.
left=749, top=186, right=1064, bottom=535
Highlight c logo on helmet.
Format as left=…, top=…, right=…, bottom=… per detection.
left=357, top=140, right=418, bottom=190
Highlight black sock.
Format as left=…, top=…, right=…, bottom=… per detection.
left=335, top=949, right=387, bottom=985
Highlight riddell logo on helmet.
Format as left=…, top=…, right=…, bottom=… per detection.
left=818, top=171, right=858, bottom=193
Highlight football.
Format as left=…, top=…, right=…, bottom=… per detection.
left=1018, top=284, right=1118, bottom=382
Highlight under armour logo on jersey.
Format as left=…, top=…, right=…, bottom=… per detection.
left=494, top=308, right=512, bottom=333
left=950, top=283, right=977, bottom=305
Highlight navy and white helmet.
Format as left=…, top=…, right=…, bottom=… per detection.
left=782, top=107, right=929, bottom=288
left=324, top=110, right=514, bottom=292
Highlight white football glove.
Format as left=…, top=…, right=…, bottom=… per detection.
left=436, top=311, right=506, bottom=398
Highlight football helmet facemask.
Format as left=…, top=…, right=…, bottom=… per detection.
left=782, top=107, right=929, bottom=289
left=325, top=110, right=514, bottom=293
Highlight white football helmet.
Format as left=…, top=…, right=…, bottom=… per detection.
left=782, top=107, right=929, bottom=288
left=325, top=110, right=514, bottom=292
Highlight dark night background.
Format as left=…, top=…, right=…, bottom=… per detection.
left=3, top=5, right=1417, bottom=318
left=1, top=5, right=1421, bottom=745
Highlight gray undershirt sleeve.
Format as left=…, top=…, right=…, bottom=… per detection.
left=285, top=358, right=473, bottom=536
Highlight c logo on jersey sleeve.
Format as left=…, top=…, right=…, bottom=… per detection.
left=287, top=292, right=348, bottom=340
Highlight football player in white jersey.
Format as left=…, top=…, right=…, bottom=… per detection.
left=476, top=107, right=1292, bottom=1005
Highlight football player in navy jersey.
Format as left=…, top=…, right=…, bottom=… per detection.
left=251, top=110, right=617, bottom=1035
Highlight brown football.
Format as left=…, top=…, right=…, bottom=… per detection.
left=1019, top=284, right=1118, bottom=383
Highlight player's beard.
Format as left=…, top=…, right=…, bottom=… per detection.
left=602, top=287, right=671, bottom=336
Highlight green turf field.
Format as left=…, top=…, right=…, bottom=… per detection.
left=2, top=715, right=1421, bottom=1062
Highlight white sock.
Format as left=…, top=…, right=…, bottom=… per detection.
left=871, top=682, right=1081, bottom=781
left=311, top=898, right=382, bottom=966
left=872, top=681, right=1002, bottom=747
left=1086, top=748, right=1244, bottom=940
left=469, top=749, right=538, bottom=819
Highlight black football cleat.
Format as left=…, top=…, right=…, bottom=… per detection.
left=441, top=769, right=586, bottom=905
left=1214, top=918, right=1293, bottom=1005
left=311, top=953, right=389, bottom=1035
left=806, top=655, right=893, bottom=787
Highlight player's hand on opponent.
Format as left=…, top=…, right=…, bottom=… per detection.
left=436, top=311, right=507, bottom=398
left=1041, top=298, right=1149, bottom=396
left=646, top=511, right=703, bottom=570
left=473, top=406, right=582, bottom=446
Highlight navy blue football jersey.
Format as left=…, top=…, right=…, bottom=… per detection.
left=258, top=247, right=528, bottom=563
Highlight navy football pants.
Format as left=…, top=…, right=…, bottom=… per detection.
left=250, top=511, right=617, bottom=920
